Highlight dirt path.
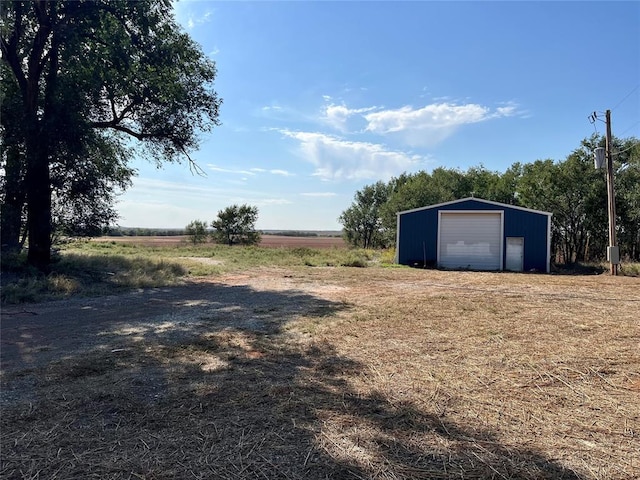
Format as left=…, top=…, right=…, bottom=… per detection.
left=1, top=269, right=343, bottom=376
left=1, top=283, right=217, bottom=373
left=2, top=267, right=639, bottom=479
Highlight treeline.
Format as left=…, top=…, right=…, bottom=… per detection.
left=263, top=231, right=319, bottom=237
left=104, top=227, right=185, bottom=237
left=339, top=135, right=640, bottom=262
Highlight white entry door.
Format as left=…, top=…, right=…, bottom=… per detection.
left=505, top=237, right=524, bottom=271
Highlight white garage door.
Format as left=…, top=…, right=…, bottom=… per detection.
left=438, top=212, right=502, bottom=270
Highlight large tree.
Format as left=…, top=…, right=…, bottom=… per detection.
left=378, top=168, right=470, bottom=241
left=0, top=0, right=221, bottom=270
left=616, top=140, right=640, bottom=260
left=50, top=133, right=134, bottom=238
left=339, top=181, right=391, bottom=249
left=211, top=205, right=260, bottom=246
left=580, top=135, right=640, bottom=261
left=516, top=136, right=640, bottom=263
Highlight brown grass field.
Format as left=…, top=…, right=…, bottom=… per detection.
left=97, top=234, right=346, bottom=249
left=1, top=253, right=639, bottom=478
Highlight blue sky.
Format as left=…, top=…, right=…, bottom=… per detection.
left=116, top=1, right=640, bottom=231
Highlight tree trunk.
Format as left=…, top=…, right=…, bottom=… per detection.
left=23, top=3, right=57, bottom=272
left=0, top=146, right=25, bottom=253
left=25, top=129, right=52, bottom=271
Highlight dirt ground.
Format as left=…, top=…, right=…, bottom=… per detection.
left=1, top=267, right=639, bottom=479
left=0, top=269, right=334, bottom=374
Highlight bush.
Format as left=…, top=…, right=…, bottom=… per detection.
left=185, top=220, right=208, bottom=244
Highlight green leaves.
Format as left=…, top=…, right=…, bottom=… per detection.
left=211, top=205, right=261, bottom=246
left=339, top=181, right=391, bottom=249
left=1, top=0, right=222, bottom=268
left=185, top=220, right=209, bottom=245
left=339, top=134, right=640, bottom=262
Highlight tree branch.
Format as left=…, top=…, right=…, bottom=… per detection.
left=91, top=121, right=150, bottom=140
left=26, top=2, right=54, bottom=106
left=0, top=3, right=28, bottom=94
left=180, top=145, right=206, bottom=177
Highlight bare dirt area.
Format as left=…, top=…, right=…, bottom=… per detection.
left=95, top=235, right=346, bottom=249
left=1, top=267, right=639, bottom=479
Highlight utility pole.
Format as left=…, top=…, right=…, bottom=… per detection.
left=605, top=110, right=618, bottom=276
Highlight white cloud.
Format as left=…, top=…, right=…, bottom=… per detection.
left=257, top=103, right=308, bottom=122
left=249, top=167, right=294, bottom=177
left=172, top=1, right=216, bottom=30
left=323, top=104, right=377, bottom=132
left=364, top=102, right=520, bottom=147
left=207, top=165, right=256, bottom=176
left=495, top=102, right=523, bottom=117
left=116, top=177, right=343, bottom=230
left=281, top=130, right=424, bottom=181
left=300, top=192, right=337, bottom=197
left=258, top=198, right=292, bottom=206
left=187, top=10, right=214, bottom=29
left=270, top=169, right=294, bottom=177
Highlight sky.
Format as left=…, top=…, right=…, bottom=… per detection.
left=115, top=0, right=640, bottom=231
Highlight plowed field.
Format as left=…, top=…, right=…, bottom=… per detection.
left=95, top=235, right=346, bottom=248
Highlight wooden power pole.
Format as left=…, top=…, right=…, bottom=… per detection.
left=605, top=110, right=618, bottom=276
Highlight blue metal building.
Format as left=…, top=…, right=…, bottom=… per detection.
left=396, top=198, right=552, bottom=272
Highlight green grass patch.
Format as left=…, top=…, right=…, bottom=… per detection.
left=1, top=241, right=376, bottom=304
left=379, top=248, right=397, bottom=265
left=620, top=262, right=640, bottom=277
left=1, top=250, right=188, bottom=304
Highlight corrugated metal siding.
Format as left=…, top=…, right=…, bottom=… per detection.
left=397, top=199, right=550, bottom=272
left=439, top=212, right=502, bottom=270
left=503, top=209, right=549, bottom=271
left=397, top=209, right=438, bottom=265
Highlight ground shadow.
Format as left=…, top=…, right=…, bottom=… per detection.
left=1, top=281, right=585, bottom=479
left=550, top=262, right=607, bottom=275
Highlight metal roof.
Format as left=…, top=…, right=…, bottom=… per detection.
left=396, top=197, right=553, bottom=217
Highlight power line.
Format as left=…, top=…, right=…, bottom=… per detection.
left=611, top=84, right=640, bottom=111
left=612, top=142, right=640, bottom=157
left=618, top=119, right=640, bottom=137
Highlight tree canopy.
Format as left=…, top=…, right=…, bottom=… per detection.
left=339, top=135, right=640, bottom=263
left=1, top=0, right=221, bottom=270
left=211, top=205, right=261, bottom=246
left=185, top=220, right=208, bottom=245
left=339, top=181, right=390, bottom=249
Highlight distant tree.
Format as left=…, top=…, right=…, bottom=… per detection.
left=211, top=205, right=260, bottom=246
left=339, top=181, right=391, bottom=248
left=185, top=220, right=209, bottom=244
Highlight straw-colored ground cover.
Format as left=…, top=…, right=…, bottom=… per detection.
left=1, top=265, right=638, bottom=479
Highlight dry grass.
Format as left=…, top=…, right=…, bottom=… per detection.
left=1, top=267, right=638, bottom=479
left=301, top=269, right=639, bottom=479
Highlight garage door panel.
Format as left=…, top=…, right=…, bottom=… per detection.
left=439, top=213, right=502, bottom=270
